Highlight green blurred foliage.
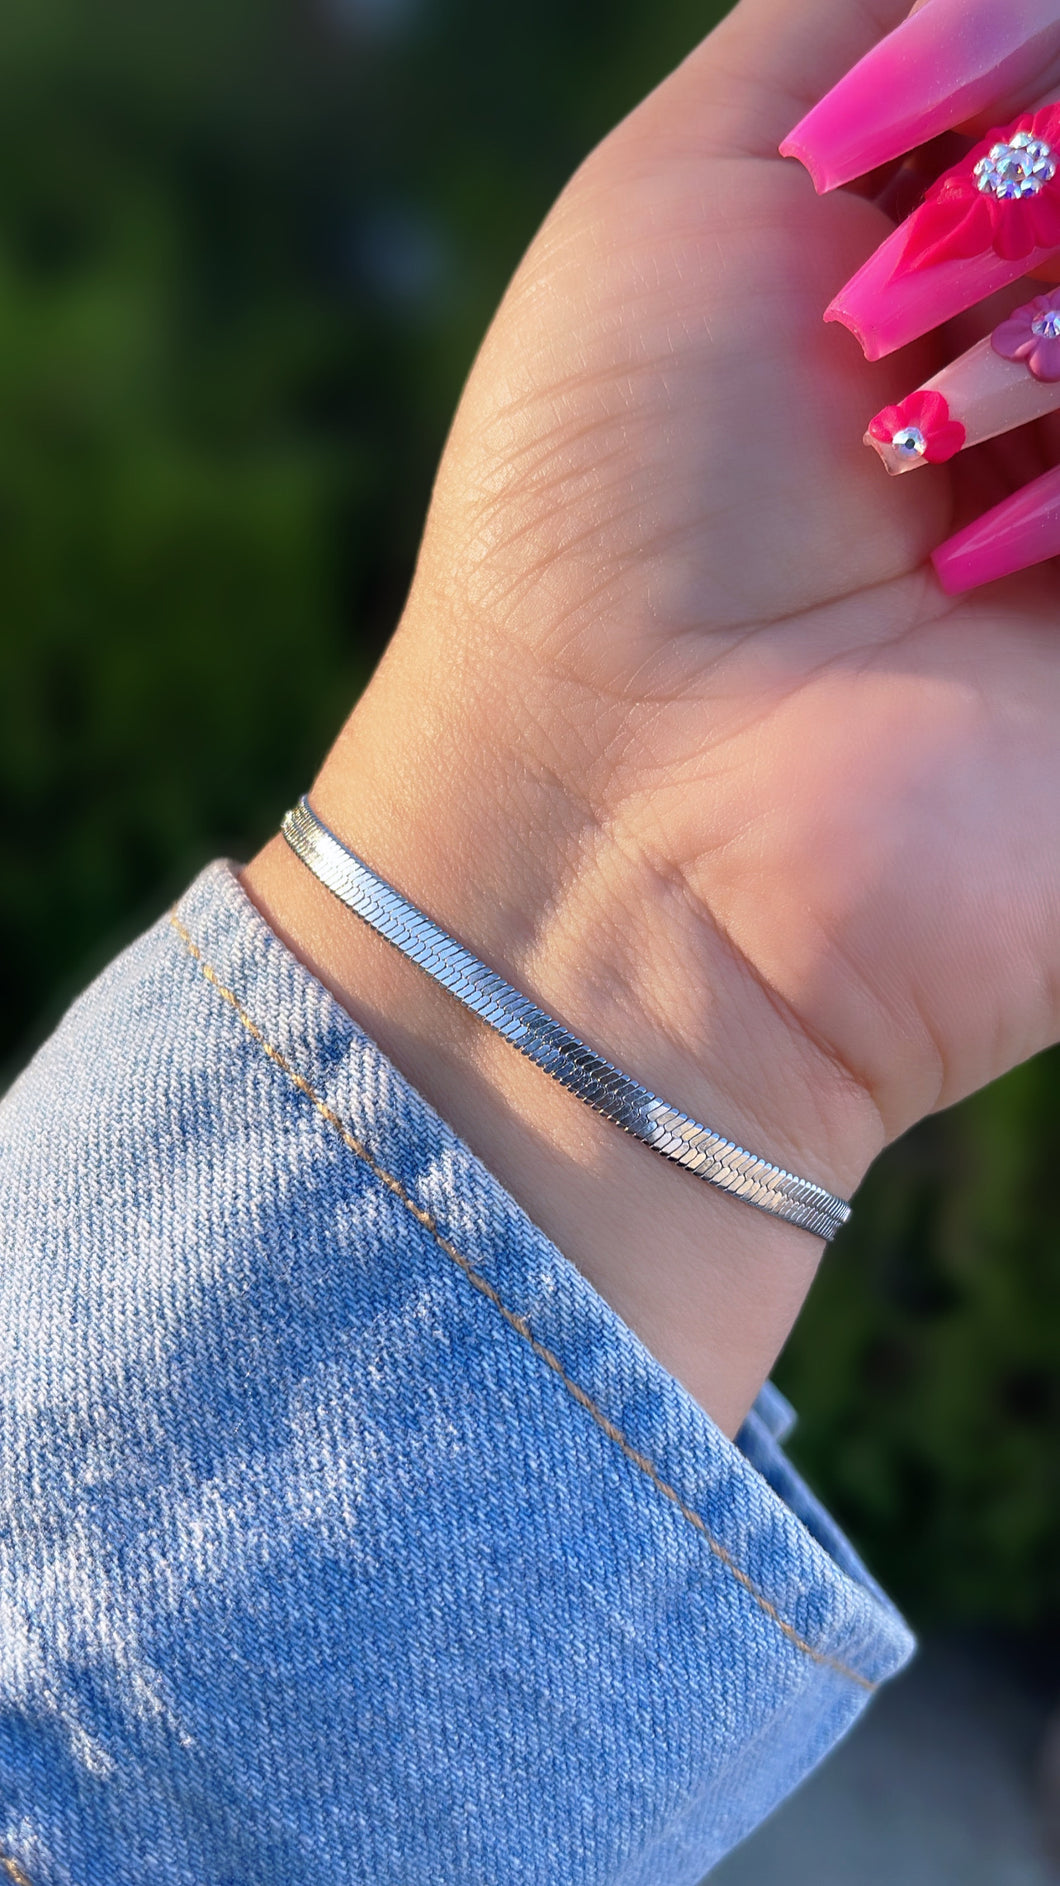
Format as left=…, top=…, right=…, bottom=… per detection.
left=0, top=0, right=1057, bottom=1630
left=0, top=0, right=716, bottom=1044
left=778, top=1052, right=1060, bottom=1629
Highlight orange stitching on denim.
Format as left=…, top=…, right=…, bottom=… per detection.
left=169, top=910, right=876, bottom=1694
left=1, top=1853, right=34, bottom=1886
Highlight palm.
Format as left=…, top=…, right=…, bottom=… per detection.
left=413, top=21, right=1060, bottom=1140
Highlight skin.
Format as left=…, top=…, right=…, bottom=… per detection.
left=244, top=0, right=1060, bottom=1438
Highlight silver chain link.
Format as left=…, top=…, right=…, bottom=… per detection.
left=282, top=797, right=851, bottom=1241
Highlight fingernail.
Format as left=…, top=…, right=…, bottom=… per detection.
left=932, top=462, right=1060, bottom=592
left=779, top=0, right=1059, bottom=193
left=866, top=287, right=1060, bottom=472
left=827, top=105, right=1060, bottom=359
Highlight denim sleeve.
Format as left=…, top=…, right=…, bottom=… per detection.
left=0, top=860, right=915, bottom=1886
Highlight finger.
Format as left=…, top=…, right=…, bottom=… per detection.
left=628, top=0, right=915, bottom=166
left=869, top=132, right=973, bottom=223
left=779, top=0, right=1060, bottom=193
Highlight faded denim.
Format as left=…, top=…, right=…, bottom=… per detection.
left=0, top=860, right=915, bottom=1885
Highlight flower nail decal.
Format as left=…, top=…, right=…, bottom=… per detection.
left=867, top=390, right=966, bottom=464
left=991, top=290, right=1060, bottom=382
left=897, top=107, right=1060, bottom=273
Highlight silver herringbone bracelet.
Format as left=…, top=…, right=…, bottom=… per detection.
left=282, top=796, right=851, bottom=1241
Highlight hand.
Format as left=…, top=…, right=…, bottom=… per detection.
left=244, top=0, right=1060, bottom=1433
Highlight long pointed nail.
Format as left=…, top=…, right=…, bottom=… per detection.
left=827, top=105, right=1060, bottom=359
left=866, top=288, right=1060, bottom=472
left=780, top=0, right=1060, bottom=193
left=932, top=462, right=1060, bottom=592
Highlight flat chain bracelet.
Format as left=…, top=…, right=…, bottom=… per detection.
left=282, top=796, right=852, bottom=1242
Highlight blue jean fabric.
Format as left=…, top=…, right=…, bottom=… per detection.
left=0, top=860, right=915, bottom=1885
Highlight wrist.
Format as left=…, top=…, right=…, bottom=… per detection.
left=242, top=645, right=885, bottom=1434
left=310, top=652, right=885, bottom=1200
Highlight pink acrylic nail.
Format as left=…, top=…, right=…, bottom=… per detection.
left=866, top=288, right=1060, bottom=473
left=932, top=462, right=1060, bottom=592
left=780, top=0, right=1060, bottom=193
left=827, top=105, right=1060, bottom=359
left=866, top=390, right=967, bottom=471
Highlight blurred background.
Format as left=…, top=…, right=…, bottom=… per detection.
left=1, top=0, right=1059, bottom=1872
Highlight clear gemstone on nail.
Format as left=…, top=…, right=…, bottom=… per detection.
left=974, top=136, right=1057, bottom=200
left=1031, top=308, right=1060, bottom=339
left=891, top=426, right=927, bottom=459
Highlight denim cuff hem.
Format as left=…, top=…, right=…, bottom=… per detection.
left=0, top=852, right=918, bottom=1886
left=172, top=859, right=915, bottom=1696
